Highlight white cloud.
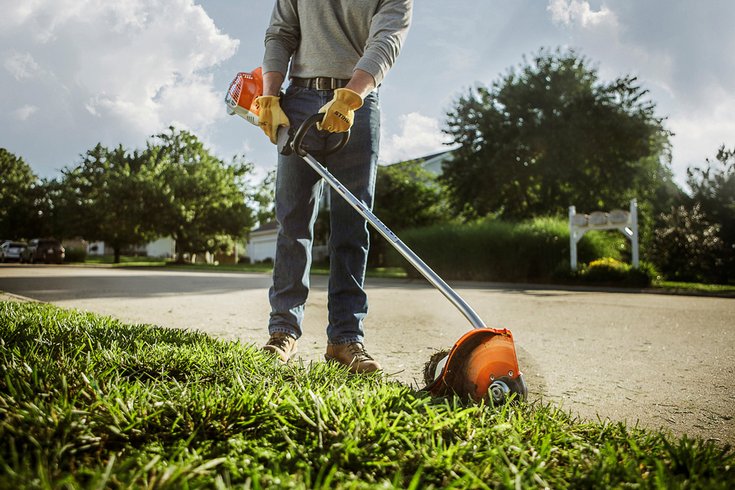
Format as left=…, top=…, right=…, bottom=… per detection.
left=380, top=112, right=452, bottom=164
left=666, top=90, right=735, bottom=187
left=13, top=105, right=39, bottom=121
left=0, top=0, right=239, bottom=172
left=3, top=52, right=43, bottom=80
left=547, top=0, right=616, bottom=28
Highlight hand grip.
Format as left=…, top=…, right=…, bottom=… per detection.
left=291, top=113, right=350, bottom=157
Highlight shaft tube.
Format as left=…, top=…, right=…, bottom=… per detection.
left=301, top=152, right=487, bottom=329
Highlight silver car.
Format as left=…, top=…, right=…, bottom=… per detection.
left=0, top=241, right=27, bottom=262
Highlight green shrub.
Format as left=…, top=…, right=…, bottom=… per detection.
left=650, top=203, right=728, bottom=283
left=587, top=257, right=629, bottom=278
left=63, top=246, right=87, bottom=263
left=636, top=260, right=662, bottom=283
left=386, top=217, right=625, bottom=283
left=572, top=257, right=655, bottom=287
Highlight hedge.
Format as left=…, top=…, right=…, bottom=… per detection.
left=386, top=217, right=627, bottom=283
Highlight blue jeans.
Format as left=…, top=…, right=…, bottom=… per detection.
left=268, top=84, right=380, bottom=345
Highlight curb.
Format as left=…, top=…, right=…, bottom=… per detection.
left=0, top=290, right=40, bottom=303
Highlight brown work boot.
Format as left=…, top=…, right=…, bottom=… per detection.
left=325, top=342, right=382, bottom=374
left=263, top=333, right=297, bottom=363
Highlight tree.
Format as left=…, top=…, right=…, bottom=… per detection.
left=0, top=148, right=39, bottom=239
left=250, top=169, right=276, bottom=227
left=146, top=127, right=255, bottom=261
left=649, top=203, right=726, bottom=283
left=58, top=144, right=163, bottom=262
left=685, top=145, right=735, bottom=282
left=374, top=160, right=452, bottom=231
left=370, top=160, right=452, bottom=265
left=33, top=178, right=76, bottom=240
left=443, top=48, right=676, bottom=222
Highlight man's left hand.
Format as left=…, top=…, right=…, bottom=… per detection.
left=318, top=88, right=363, bottom=133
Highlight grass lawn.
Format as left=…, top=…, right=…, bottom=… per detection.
left=1, top=301, right=732, bottom=488
left=651, top=280, right=735, bottom=296
left=82, top=255, right=169, bottom=267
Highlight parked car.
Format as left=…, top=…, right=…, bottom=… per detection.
left=21, top=238, right=65, bottom=264
left=0, top=241, right=27, bottom=262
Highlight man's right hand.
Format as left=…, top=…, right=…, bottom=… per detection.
left=256, top=95, right=290, bottom=144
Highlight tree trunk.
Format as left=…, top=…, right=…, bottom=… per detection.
left=174, top=236, right=187, bottom=263
left=114, top=246, right=121, bottom=264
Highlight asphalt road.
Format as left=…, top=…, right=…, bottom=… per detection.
left=1, top=264, right=733, bottom=444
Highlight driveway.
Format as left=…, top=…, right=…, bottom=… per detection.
left=1, top=264, right=733, bottom=444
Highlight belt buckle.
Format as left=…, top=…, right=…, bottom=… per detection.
left=314, top=77, right=331, bottom=91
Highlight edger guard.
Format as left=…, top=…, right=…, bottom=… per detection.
left=424, top=329, right=528, bottom=403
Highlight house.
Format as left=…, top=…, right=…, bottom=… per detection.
left=247, top=221, right=279, bottom=263
left=86, top=236, right=176, bottom=258
left=144, top=236, right=176, bottom=258
left=398, top=149, right=455, bottom=175
left=247, top=219, right=333, bottom=264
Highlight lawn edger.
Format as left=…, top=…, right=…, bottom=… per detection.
left=225, top=69, right=527, bottom=404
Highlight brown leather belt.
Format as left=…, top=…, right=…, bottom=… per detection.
left=291, top=76, right=350, bottom=90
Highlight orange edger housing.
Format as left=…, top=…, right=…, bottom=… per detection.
left=425, top=328, right=527, bottom=403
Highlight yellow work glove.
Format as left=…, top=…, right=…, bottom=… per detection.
left=255, top=95, right=290, bottom=144
left=317, top=88, right=363, bottom=133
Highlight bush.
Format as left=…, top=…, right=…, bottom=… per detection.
left=685, top=145, right=735, bottom=283
left=649, top=203, right=727, bottom=283
left=386, top=217, right=625, bottom=283
left=63, top=246, right=87, bottom=263
left=572, top=257, right=655, bottom=287
left=585, top=257, right=631, bottom=282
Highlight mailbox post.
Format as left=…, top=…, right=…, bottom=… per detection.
left=569, top=199, right=639, bottom=271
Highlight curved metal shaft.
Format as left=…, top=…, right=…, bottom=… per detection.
left=300, top=151, right=487, bottom=330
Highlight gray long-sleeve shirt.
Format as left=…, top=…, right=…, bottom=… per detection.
left=263, top=0, right=413, bottom=86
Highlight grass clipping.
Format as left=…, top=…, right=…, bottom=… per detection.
left=1, top=301, right=733, bottom=489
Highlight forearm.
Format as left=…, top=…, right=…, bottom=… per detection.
left=263, top=71, right=285, bottom=97
left=345, top=69, right=376, bottom=98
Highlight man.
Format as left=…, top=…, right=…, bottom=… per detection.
left=257, top=0, right=413, bottom=373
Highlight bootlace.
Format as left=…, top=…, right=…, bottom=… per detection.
left=348, top=342, right=374, bottom=361
left=267, top=334, right=293, bottom=350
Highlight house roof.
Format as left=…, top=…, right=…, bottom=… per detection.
left=386, top=148, right=456, bottom=175
left=251, top=220, right=279, bottom=234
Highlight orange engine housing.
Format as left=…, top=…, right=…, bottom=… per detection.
left=225, top=67, right=263, bottom=126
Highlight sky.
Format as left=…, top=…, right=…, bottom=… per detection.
left=1, top=0, right=734, bottom=190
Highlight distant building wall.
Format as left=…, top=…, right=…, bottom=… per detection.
left=248, top=232, right=277, bottom=263
left=87, top=241, right=105, bottom=256
left=86, top=237, right=175, bottom=257
left=146, top=237, right=175, bottom=258
left=247, top=220, right=279, bottom=263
